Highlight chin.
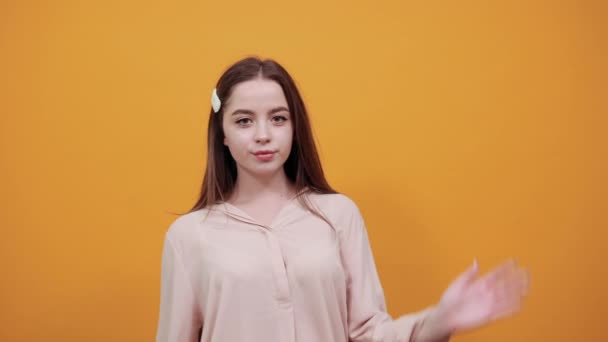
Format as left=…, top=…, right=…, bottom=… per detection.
left=254, top=165, right=284, bottom=175
left=243, top=162, right=285, bottom=176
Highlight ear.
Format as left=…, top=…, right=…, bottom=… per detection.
left=223, top=137, right=227, bottom=146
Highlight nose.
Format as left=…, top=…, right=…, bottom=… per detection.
left=254, top=121, right=271, bottom=144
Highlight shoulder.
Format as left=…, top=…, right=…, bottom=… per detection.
left=306, top=191, right=364, bottom=225
left=164, top=209, right=208, bottom=249
left=307, top=191, right=358, bottom=210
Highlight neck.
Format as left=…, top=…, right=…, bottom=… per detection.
left=229, top=168, right=295, bottom=205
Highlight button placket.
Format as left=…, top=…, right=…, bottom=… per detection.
left=265, top=230, right=291, bottom=304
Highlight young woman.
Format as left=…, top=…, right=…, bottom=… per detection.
left=156, top=57, right=529, bottom=342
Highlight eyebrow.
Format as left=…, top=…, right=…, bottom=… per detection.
left=230, top=106, right=290, bottom=116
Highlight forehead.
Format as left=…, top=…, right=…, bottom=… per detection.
left=225, top=79, right=288, bottom=110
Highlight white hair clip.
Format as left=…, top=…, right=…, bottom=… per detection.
left=211, top=88, right=221, bottom=113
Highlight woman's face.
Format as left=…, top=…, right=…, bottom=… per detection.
left=222, top=78, right=293, bottom=178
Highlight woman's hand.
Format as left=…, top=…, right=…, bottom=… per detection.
left=436, top=259, right=530, bottom=335
left=413, top=259, right=530, bottom=341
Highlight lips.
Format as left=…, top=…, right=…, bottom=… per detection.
left=253, top=150, right=276, bottom=161
left=253, top=150, right=276, bottom=155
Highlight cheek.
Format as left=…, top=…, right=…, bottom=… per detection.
left=285, top=134, right=294, bottom=149
left=224, top=131, right=251, bottom=157
left=225, top=143, right=247, bottom=164
left=222, top=122, right=229, bottom=145
left=280, top=124, right=294, bottom=143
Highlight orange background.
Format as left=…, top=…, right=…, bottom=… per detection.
left=1, top=0, right=606, bottom=341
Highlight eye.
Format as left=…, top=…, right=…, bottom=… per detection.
left=235, top=117, right=252, bottom=125
left=272, top=115, right=288, bottom=123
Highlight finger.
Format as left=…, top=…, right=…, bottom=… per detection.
left=479, top=259, right=517, bottom=287
left=452, top=259, right=480, bottom=288
left=491, top=268, right=530, bottom=301
left=489, top=275, right=530, bottom=322
left=505, top=268, right=530, bottom=297
left=507, top=268, right=530, bottom=297
left=485, top=289, right=523, bottom=320
left=520, top=268, right=531, bottom=296
left=489, top=298, right=522, bottom=322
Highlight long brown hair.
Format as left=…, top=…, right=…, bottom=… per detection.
left=184, top=56, right=337, bottom=224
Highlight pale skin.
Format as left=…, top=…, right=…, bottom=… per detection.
left=221, top=77, right=530, bottom=341
left=222, top=76, right=297, bottom=227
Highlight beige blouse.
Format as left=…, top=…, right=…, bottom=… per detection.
left=156, top=192, right=441, bottom=342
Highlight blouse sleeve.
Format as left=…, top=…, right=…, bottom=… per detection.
left=156, top=234, right=202, bottom=342
left=338, top=199, right=449, bottom=342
